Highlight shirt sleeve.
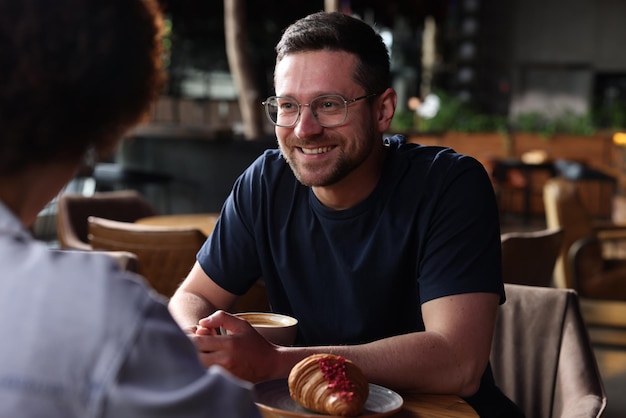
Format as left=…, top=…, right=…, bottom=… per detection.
left=416, top=153, right=505, bottom=304
left=197, top=154, right=270, bottom=296
left=103, top=298, right=261, bottom=418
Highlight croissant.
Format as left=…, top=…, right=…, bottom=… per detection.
left=288, top=353, right=369, bottom=416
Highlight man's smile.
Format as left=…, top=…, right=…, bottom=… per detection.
left=299, top=146, right=335, bottom=155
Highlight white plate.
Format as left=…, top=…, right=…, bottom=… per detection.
left=254, top=378, right=403, bottom=417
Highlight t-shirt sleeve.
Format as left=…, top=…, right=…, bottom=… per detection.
left=196, top=155, right=267, bottom=296
left=416, top=154, right=505, bottom=304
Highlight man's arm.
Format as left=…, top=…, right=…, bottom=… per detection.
left=347, top=291, right=500, bottom=396
left=168, top=261, right=238, bottom=333
left=194, top=291, right=500, bottom=397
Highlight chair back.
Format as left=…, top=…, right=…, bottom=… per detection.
left=543, top=178, right=596, bottom=288
left=490, top=284, right=606, bottom=418
left=87, top=216, right=206, bottom=297
left=500, top=228, right=564, bottom=287
left=56, top=190, right=157, bottom=251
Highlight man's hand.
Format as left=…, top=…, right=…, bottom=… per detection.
left=190, top=310, right=281, bottom=383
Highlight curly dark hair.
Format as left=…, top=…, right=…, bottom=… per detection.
left=275, top=12, right=391, bottom=96
left=0, top=0, right=166, bottom=174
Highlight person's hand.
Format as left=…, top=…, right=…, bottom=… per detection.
left=191, top=310, right=280, bottom=383
left=179, top=324, right=199, bottom=336
left=180, top=322, right=219, bottom=338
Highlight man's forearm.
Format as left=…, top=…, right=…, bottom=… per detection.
left=168, top=290, right=216, bottom=330
left=278, top=330, right=485, bottom=396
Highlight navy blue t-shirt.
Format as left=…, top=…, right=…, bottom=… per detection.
left=197, top=136, right=522, bottom=417
left=198, top=136, right=504, bottom=345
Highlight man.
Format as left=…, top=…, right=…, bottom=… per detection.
left=169, top=11, right=523, bottom=417
left=0, top=0, right=259, bottom=416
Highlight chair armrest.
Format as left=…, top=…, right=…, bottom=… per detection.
left=570, top=236, right=626, bottom=301
left=568, top=237, right=604, bottom=293
left=569, top=236, right=626, bottom=279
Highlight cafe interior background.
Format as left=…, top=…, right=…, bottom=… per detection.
left=73, top=0, right=624, bottom=217
left=33, top=0, right=626, bottom=416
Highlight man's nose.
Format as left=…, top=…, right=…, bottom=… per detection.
left=293, top=106, right=323, bottom=138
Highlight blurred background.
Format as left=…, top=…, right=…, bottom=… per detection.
left=33, top=2, right=626, bottom=415
left=156, top=0, right=626, bottom=137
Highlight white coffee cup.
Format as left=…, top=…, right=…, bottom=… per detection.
left=235, top=312, right=298, bottom=346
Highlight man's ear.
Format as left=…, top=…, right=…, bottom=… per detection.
left=375, top=87, right=397, bottom=132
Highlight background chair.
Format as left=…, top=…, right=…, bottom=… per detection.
left=568, top=236, right=626, bottom=301
left=490, top=284, right=606, bottom=418
left=544, top=178, right=626, bottom=348
left=500, top=228, right=564, bottom=287
left=87, top=216, right=206, bottom=298
left=543, top=177, right=626, bottom=296
left=56, top=190, right=157, bottom=251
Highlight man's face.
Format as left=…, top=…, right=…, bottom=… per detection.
left=273, top=50, right=379, bottom=188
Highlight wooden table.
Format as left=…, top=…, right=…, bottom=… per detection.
left=256, top=391, right=477, bottom=418
left=395, top=393, right=478, bottom=417
left=135, top=213, right=219, bottom=236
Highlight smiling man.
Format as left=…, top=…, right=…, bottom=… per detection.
left=169, top=11, right=524, bottom=417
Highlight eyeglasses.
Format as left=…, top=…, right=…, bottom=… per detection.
left=262, top=93, right=377, bottom=128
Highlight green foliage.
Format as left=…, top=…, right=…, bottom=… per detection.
left=511, top=110, right=597, bottom=137
left=594, top=100, right=626, bottom=131
left=446, top=110, right=508, bottom=133
left=555, top=112, right=597, bottom=136
left=390, top=109, right=417, bottom=132
left=415, top=91, right=507, bottom=133
left=391, top=89, right=619, bottom=137
left=512, top=112, right=553, bottom=137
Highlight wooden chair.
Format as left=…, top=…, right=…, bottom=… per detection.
left=500, top=228, right=564, bottom=287
left=87, top=216, right=206, bottom=298
left=56, top=190, right=157, bottom=251
left=490, top=284, right=606, bottom=418
left=544, top=178, right=626, bottom=348
left=543, top=177, right=626, bottom=298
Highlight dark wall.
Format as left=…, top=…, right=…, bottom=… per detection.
left=118, top=134, right=277, bottom=214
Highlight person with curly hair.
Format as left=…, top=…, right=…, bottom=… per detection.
left=0, top=0, right=260, bottom=416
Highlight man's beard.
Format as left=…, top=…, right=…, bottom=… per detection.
left=285, top=149, right=352, bottom=187
left=279, top=130, right=376, bottom=187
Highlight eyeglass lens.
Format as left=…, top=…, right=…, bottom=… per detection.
left=265, top=95, right=348, bottom=128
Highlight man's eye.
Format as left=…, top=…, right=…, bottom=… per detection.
left=319, top=100, right=340, bottom=110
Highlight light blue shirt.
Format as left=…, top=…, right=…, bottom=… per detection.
left=0, top=202, right=260, bottom=418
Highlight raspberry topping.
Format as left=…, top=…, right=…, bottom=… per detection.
left=318, top=356, right=355, bottom=401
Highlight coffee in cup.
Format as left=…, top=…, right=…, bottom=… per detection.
left=235, top=312, right=298, bottom=346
